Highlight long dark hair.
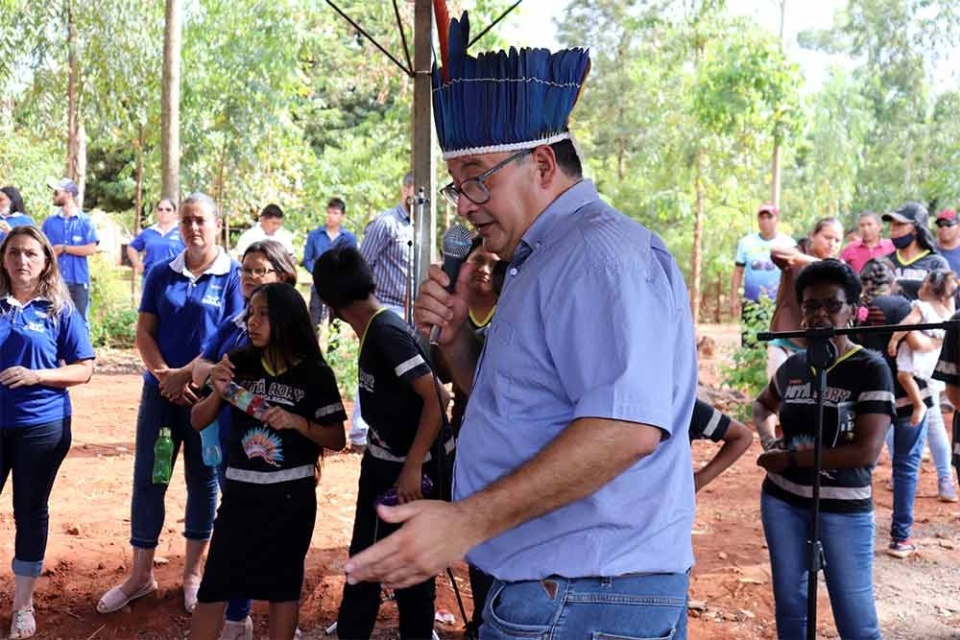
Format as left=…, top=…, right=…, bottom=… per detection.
left=0, top=186, right=26, bottom=214
left=248, top=282, right=324, bottom=370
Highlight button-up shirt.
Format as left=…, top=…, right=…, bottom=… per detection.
left=41, top=210, right=99, bottom=285
left=455, top=180, right=697, bottom=581
left=840, top=238, right=895, bottom=273
left=360, top=204, right=412, bottom=311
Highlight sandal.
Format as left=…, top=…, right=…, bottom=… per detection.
left=183, top=575, right=201, bottom=613
left=96, top=579, right=158, bottom=614
left=10, top=606, right=36, bottom=639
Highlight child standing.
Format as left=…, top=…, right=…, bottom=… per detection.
left=313, top=246, right=453, bottom=640
left=189, top=283, right=346, bottom=640
left=888, top=269, right=957, bottom=425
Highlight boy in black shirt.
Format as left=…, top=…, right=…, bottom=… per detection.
left=313, top=246, right=452, bottom=640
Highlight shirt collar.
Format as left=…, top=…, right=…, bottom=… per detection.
left=168, top=247, right=233, bottom=278
left=2, top=294, right=50, bottom=308
left=395, top=203, right=411, bottom=222
left=511, top=179, right=597, bottom=268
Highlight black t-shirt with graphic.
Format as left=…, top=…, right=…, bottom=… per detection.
left=226, top=348, right=347, bottom=473
left=763, top=346, right=895, bottom=513
left=359, top=310, right=434, bottom=458
left=689, top=399, right=730, bottom=442
left=885, top=250, right=950, bottom=301
left=933, top=311, right=960, bottom=468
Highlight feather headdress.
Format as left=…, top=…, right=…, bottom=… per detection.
left=431, top=7, right=591, bottom=160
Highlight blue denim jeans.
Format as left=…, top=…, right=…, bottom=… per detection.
left=130, top=383, right=218, bottom=548
left=479, top=573, right=689, bottom=640
left=0, top=419, right=72, bottom=577
left=886, top=385, right=951, bottom=482
left=66, top=282, right=89, bottom=322
left=761, top=492, right=880, bottom=640
left=890, top=413, right=928, bottom=542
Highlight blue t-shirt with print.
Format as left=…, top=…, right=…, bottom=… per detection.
left=130, top=225, right=185, bottom=277
left=0, top=297, right=95, bottom=427
left=41, top=211, right=100, bottom=285
left=139, top=250, right=243, bottom=385
left=735, top=232, right=795, bottom=302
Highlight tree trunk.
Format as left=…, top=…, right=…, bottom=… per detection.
left=132, top=124, right=145, bottom=303
left=691, top=148, right=705, bottom=324
left=771, top=141, right=782, bottom=207
left=161, top=0, right=182, bottom=200
left=65, top=0, right=80, bottom=183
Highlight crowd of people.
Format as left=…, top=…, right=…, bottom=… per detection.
left=1, top=9, right=959, bottom=640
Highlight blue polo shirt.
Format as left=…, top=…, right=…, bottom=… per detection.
left=0, top=296, right=95, bottom=428
left=0, top=213, right=36, bottom=243
left=41, top=211, right=100, bottom=285
left=130, top=224, right=184, bottom=277
left=454, top=180, right=697, bottom=581
left=140, top=249, right=243, bottom=385
left=201, top=310, right=250, bottom=448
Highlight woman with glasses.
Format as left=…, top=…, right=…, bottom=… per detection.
left=98, top=193, right=244, bottom=616
left=126, top=198, right=184, bottom=281
left=189, top=239, right=297, bottom=640
left=753, top=259, right=893, bottom=640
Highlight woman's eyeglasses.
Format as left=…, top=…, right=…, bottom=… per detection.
left=241, top=267, right=275, bottom=278
left=801, top=299, right=846, bottom=314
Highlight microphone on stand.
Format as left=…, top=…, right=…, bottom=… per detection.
left=429, top=224, right=474, bottom=345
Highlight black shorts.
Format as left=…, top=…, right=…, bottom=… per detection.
left=198, top=477, right=316, bottom=603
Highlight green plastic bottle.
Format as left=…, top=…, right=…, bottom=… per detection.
left=152, top=427, right=174, bottom=485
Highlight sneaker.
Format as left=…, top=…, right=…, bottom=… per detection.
left=220, top=616, right=253, bottom=640
left=938, top=477, right=959, bottom=503
left=886, top=540, right=917, bottom=558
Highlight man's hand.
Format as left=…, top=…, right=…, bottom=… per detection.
left=343, top=500, right=481, bottom=589
left=731, top=298, right=742, bottom=319
left=413, top=263, right=475, bottom=346
left=53, top=244, right=65, bottom=257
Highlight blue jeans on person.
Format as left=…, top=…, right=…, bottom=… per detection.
left=66, top=282, right=89, bottom=322
left=890, top=413, right=928, bottom=542
left=0, top=419, right=72, bottom=577
left=479, top=572, right=689, bottom=640
left=760, top=492, right=880, bottom=640
left=885, top=385, right=951, bottom=483
left=130, top=383, right=218, bottom=548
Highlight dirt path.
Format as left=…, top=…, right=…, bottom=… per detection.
left=0, top=327, right=956, bottom=638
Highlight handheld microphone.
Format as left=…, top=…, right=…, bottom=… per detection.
left=429, top=225, right=474, bottom=344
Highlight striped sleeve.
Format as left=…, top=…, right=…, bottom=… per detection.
left=857, top=354, right=896, bottom=418
left=359, top=216, right=388, bottom=267
left=688, top=399, right=731, bottom=442
left=934, top=312, right=960, bottom=386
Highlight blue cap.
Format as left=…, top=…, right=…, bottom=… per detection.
left=46, top=177, right=79, bottom=197
left=432, top=11, right=591, bottom=160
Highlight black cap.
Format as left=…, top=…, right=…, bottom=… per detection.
left=882, top=202, right=928, bottom=226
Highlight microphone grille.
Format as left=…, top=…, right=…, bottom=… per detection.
left=441, top=224, right=474, bottom=259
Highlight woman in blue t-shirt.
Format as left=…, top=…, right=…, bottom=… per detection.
left=126, top=198, right=185, bottom=282
left=0, top=226, right=95, bottom=639
left=753, top=259, right=894, bottom=640
left=98, top=193, right=243, bottom=616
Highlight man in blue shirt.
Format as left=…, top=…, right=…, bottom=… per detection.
left=303, top=197, right=358, bottom=328
left=343, top=14, right=697, bottom=639
left=40, top=178, right=99, bottom=320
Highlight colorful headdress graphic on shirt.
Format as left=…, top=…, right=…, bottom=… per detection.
left=431, top=6, right=591, bottom=160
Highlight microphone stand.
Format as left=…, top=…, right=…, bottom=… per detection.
left=757, top=317, right=960, bottom=640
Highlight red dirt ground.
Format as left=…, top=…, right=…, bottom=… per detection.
left=0, top=325, right=958, bottom=639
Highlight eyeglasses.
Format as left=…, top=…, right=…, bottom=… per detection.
left=936, top=219, right=957, bottom=228
left=439, top=149, right=532, bottom=207
left=241, top=267, right=276, bottom=278
left=801, top=299, right=846, bottom=314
